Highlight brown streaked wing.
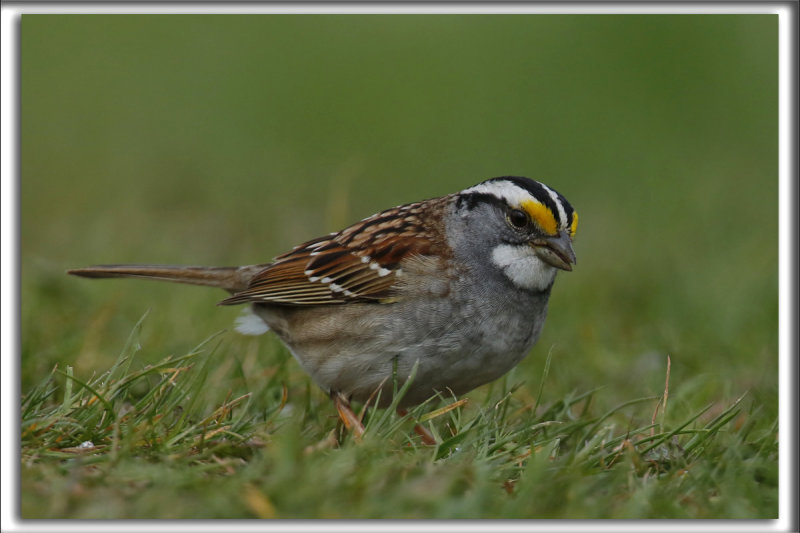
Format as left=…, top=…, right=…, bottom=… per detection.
left=219, top=197, right=448, bottom=306
left=219, top=234, right=430, bottom=306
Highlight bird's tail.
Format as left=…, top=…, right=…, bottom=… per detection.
left=67, top=264, right=267, bottom=294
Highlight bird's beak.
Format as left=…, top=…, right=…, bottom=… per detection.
left=532, top=230, right=577, bottom=271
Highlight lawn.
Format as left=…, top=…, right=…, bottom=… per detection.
left=19, top=14, right=778, bottom=519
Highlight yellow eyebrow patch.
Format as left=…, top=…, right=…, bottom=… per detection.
left=520, top=199, right=558, bottom=235
left=570, top=211, right=579, bottom=237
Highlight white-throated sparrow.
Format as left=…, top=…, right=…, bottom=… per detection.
left=69, top=176, right=577, bottom=430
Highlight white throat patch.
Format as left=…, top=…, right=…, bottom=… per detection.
left=491, top=244, right=557, bottom=291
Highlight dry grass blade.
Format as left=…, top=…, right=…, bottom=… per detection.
left=651, top=354, right=671, bottom=436
left=200, top=393, right=251, bottom=426
left=418, top=398, right=469, bottom=423
left=358, top=376, right=389, bottom=424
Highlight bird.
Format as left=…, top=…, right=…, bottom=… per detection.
left=69, top=176, right=577, bottom=436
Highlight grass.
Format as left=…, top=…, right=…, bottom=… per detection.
left=18, top=14, right=779, bottom=521
left=20, top=312, right=778, bottom=519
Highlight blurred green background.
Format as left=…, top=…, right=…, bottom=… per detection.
left=21, top=14, right=777, bottom=421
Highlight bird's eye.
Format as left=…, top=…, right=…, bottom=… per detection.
left=507, top=209, right=530, bottom=230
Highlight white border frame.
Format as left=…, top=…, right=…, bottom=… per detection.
left=2, top=3, right=795, bottom=532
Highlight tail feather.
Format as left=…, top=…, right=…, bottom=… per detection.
left=67, top=264, right=267, bottom=294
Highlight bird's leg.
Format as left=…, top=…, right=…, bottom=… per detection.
left=331, top=391, right=365, bottom=440
left=397, top=408, right=437, bottom=446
